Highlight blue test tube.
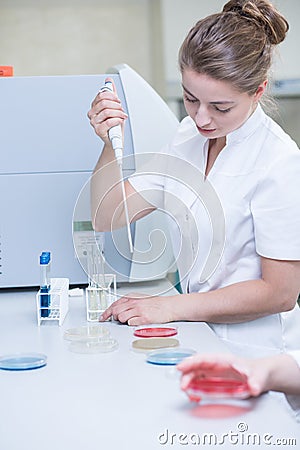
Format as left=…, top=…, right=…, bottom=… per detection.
left=40, top=251, right=51, bottom=317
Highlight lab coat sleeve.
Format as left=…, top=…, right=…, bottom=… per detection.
left=251, top=150, right=300, bottom=260
left=127, top=146, right=170, bottom=209
left=288, top=350, right=300, bottom=368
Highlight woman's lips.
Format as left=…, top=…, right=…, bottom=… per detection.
left=197, top=126, right=216, bottom=134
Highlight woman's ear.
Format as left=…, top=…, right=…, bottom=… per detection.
left=254, top=79, right=268, bottom=102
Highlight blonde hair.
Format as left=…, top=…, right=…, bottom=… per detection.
left=179, top=0, right=289, bottom=95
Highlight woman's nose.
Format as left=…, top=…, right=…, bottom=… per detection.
left=195, top=106, right=211, bottom=127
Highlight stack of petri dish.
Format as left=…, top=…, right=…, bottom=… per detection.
left=64, top=325, right=118, bottom=354
left=131, top=325, right=196, bottom=365
left=132, top=325, right=179, bottom=353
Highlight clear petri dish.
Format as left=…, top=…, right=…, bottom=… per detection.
left=133, top=326, right=178, bottom=338
left=0, top=353, right=47, bottom=371
left=132, top=338, right=180, bottom=353
left=63, top=325, right=110, bottom=342
left=146, top=347, right=196, bottom=365
left=68, top=338, right=118, bottom=354
left=185, top=377, right=250, bottom=402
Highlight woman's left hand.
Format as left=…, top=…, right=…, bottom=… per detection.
left=99, top=292, right=176, bottom=325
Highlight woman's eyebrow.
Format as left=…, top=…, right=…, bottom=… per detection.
left=182, top=84, right=235, bottom=105
left=182, top=84, right=197, bottom=98
left=210, top=100, right=235, bottom=105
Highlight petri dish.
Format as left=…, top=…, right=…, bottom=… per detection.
left=63, top=325, right=110, bottom=342
left=133, top=326, right=178, bottom=338
left=0, top=353, right=47, bottom=371
left=146, top=347, right=196, bottom=365
left=185, top=377, right=250, bottom=402
left=68, top=338, right=118, bottom=354
left=132, top=338, right=179, bottom=353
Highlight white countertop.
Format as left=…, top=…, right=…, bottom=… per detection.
left=0, top=279, right=299, bottom=450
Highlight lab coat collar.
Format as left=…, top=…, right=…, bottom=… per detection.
left=174, top=104, right=266, bottom=148
left=226, top=103, right=266, bottom=145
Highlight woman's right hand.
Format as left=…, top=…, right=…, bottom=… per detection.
left=177, top=353, right=263, bottom=397
left=87, top=77, right=128, bottom=145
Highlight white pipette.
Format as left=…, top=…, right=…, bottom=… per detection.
left=100, top=80, right=134, bottom=254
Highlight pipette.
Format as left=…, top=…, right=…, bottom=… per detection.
left=100, top=80, right=134, bottom=254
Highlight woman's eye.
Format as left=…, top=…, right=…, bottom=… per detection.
left=215, top=106, right=232, bottom=113
left=184, top=95, right=198, bottom=104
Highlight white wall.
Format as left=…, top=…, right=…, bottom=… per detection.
left=0, top=0, right=153, bottom=83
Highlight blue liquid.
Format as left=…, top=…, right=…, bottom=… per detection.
left=40, top=285, right=50, bottom=317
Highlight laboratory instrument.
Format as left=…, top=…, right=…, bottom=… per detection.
left=36, top=277, right=69, bottom=326
left=85, top=241, right=116, bottom=321
left=185, top=377, right=250, bottom=402
left=99, top=79, right=133, bottom=254
left=39, top=251, right=51, bottom=317
left=133, top=326, right=178, bottom=338
left=0, top=64, right=178, bottom=288
left=64, top=323, right=118, bottom=353
left=63, top=325, right=110, bottom=342
left=132, top=337, right=180, bottom=352
left=68, top=338, right=118, bottom=354
left=146, top=348, right=196, bottom=365
left=99, top=80, right=124, bottom=165
left=0, top=353, right=47, bottom=371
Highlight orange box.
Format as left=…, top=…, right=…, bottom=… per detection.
left=0, top=66, right=14, bottom=77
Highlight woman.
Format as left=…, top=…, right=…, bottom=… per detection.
left=88, top=0, right=300, bottom=357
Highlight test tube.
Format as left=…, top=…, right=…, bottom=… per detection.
left=40, top=251, right=51, bottom=317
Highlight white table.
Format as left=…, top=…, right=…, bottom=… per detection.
left=0, top=279, right=299, bottom=450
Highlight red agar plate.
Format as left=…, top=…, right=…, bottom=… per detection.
left=133, top=326, right=178, bottom=338
left=186, top=377, right=250, bottom=402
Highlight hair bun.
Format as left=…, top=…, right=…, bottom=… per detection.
left=223, top=0, right=289, bottom=45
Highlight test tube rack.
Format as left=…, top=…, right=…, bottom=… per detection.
left=86, top=274, right=116, bottom=322
left=36, top=278, right=69, bottom=326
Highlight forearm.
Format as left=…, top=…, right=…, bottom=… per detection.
left=91, top=143, right=124, bottom=231
left=170, top=278, right=296, bottom=323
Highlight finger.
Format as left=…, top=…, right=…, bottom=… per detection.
left=99, top=305, right=113, bottom=322
left=244, top=371, right=264, bottom=397
left=106, top=297, right=134, bottom=322
left=177, top=355, right=221, bottom=373
left=128, top=316, right=151, bottom=326
left=104, top=77, right=117, bottom=93
left=99, top=297, right=126, bottom=321
left=113, top=302, right=139, bottom=323
left=90, top=94, right=117, bottom=112
left=180, top=373, right=197, bottom=390
left=89, top=102, right=127, bottom=124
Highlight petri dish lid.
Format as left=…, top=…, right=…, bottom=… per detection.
left=186, top=377, right=250, bottom=402
left=133, top=326, right=178, bottom=338
left=68, top=338, right=118, bottom=354
left=64, top=325, right=110, bottom=342
left=146, top=347, right=196, bottom=365
left=132, top=338, right=179, bottom=353
left=0, top=353, right=47, bottom=371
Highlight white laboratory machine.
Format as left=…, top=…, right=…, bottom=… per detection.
left=0, top=64, right=179, bottom=288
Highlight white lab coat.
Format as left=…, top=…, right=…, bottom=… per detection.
left=129, top=104, right=300, bottom=357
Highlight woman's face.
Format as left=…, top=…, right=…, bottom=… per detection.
left=182, top=69, right=266, bottom=139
